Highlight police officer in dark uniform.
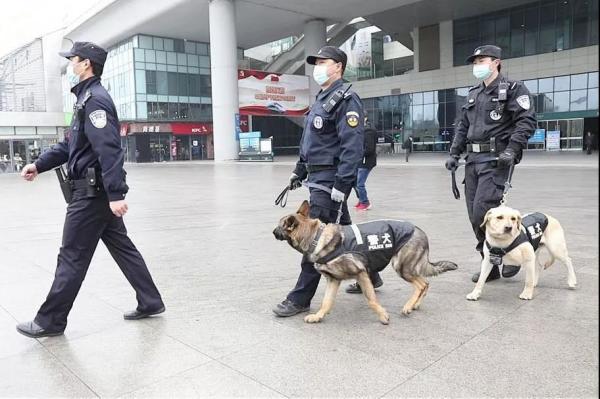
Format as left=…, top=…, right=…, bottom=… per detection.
left=445, top=45, right=536, bottom=283
left=273, top=46, right=367, bottom=317
left=17, top=42, right=165, bottom=338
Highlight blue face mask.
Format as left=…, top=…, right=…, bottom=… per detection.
left=312, top=65, right=330, bottom=86
left=66, top=61, right=84, bottom=88
left=473, top=63, right=492, bottom=80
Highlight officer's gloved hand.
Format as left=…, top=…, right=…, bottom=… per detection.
left=289, top=173, right=302, bottom=190
left=331, top=187, right=345, bottom=203
left=498, top=148, right=516, bottom=167
left=445, top=155, right=460, bottom=171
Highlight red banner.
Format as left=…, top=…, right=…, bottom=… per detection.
left=170, top=122, right=213, bottom=135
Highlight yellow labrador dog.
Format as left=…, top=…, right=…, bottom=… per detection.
left=467, top=205, right=577, bottom=301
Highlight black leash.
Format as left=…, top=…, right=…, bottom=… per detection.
left=274, top=181, right=344, bottom=224
left=450, top=156, right=499, bottom=200
left=500, top=163, right=515, bottom=205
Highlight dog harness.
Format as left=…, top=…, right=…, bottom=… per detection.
left=485, top=212, right=549, bottom=266
left=313, top=220, right=415, bottom=272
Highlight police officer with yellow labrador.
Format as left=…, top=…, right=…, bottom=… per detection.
left=17, top=42, right=164, bottom=338
left=445, top=45, right=536, bottom=283
left=273, top=46, right=386, bottom=317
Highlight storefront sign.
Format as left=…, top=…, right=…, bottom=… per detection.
left=128, top=123, right=171, bottom=134
left=546, top=130, right=561, bottom=150
left=238, top=69, right=309, bottom=116
left=171, top=122, right=213, bottom=135
left=127, top=123, right=212, bottom=136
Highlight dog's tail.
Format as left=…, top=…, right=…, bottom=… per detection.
left=424, top=260, right=458, bottom=276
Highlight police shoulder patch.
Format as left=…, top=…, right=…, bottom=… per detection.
left=89, top=109, right=107, bottom=128
left=516, top=95, right=530, bottom=110
left=346, top=111, right=359, bottom=128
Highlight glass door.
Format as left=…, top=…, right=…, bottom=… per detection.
left=0, top=140, right=11, bottom=173
left=11, top=140, right=27, bottom=172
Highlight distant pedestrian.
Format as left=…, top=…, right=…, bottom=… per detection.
left=403, top=135, right=413, bottom=162
left=584, top=131, right=593, bottom=155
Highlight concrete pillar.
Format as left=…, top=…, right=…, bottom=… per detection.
left=439, top=20, right=454, bottom=69
left=303, top=19, right=327, bottom=100
left=209, top=0, right=239, bottom=161
left=411, top=27, right=420, bottom=73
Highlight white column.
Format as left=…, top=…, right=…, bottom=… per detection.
left=303, top=19, right=327, bottom=100
left=411, top=27, right=420, bottom=73
left=439, top=20, right=454, bottom=69
left=209, top=0, right=239, bottom=161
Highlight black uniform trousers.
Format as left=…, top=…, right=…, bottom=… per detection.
left=463, top=153, right=511, bottom=254
left=34, top=187, right=164, bottom=332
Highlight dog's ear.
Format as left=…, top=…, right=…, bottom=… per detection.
left=516, top=213, right=522, bottom=231
left=297, top=200, right=310, bottom=217
left=283, top=215, right=298, bottom=232
left=480, top=209, right=494, bottom=228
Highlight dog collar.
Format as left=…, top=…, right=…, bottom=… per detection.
left=308, top=223, right=326, bottom=255
left=485, top=231, right=529, bottom=265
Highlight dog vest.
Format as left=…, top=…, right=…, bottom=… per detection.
left=315, top=220, right=415, bottom=272
left=486, top=212, right=548, bottom=266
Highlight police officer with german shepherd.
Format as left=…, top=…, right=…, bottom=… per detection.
left=445, top=45, right=536, bottom=283
left=17, top=42, right=165, bottom=338
left=273, top=46, right=385, bottom=317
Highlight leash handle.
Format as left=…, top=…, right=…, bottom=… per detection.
left=451, top=169, right=460, bottom=200
left=500, top=163, right=515, bottom=205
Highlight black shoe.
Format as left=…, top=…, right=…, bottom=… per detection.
left=345, top=278, right=384, bottom=294
left=16, top=321, right=64, bottom=338
left=272, top=299, right=309, bottom=317
left=472, top=265, right=501, bottom=283
left=502, top=264, right=521, bottom=278
left=124, top=306, right=165, bottom=320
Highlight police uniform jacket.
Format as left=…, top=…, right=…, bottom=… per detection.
left=450, top=74, right=536, bottom=160
left=35, top=76, right=128, bottom=201
left=293, top=78, right=364, bottom=194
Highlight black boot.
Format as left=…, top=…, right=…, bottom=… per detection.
left=272, top=299, right=309, bottom=317
left=346, top=273, right=383, bottom=294
left=472, top=265, right=501, bottom=283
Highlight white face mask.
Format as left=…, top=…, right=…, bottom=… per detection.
left=312, top=64, right=330, bottom=86
left=66, top=61, right=84, bottom=88
left=473, top=63, right=493, bottom=80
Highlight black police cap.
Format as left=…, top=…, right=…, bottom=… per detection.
left=59, top=42, right=108, bottom=67
left=306, top=46, right=347, bottom=70
left=465, top=45, right=502, bottom=64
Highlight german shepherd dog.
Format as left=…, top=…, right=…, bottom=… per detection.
left=273, top=201, right=458, bottom=324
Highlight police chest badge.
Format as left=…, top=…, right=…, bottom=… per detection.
left=346, top=111, right=359, bottom=127
left=313, top=116, right=323, bottom=129
left=516, top=95, right=530, bottom=110
left=489, top=110, right=502, bottom=121
left=89, top=110, right=107, bottom=129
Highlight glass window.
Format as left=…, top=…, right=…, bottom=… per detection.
left=156, top=51, right=166, bottom=64
left=589, top=72, right=599, bottom=88
left=168, top=103, right=179, bottom=119
left=135, top=69, right=146, bottom=94
left=139, top=35, right=153, bottom=49
left=553, top=91, right=569, bottom=112
left=168, top=73, right=178, bottom=96
left=164, top=39, right=174, bottom=52
left=177, top=53, right=187, bottom=65
left=570, top=89, right=587, bottom=111
left=495, top=13, right=510, bottom=54
left=480, top=15, right=496, bottom=44
left=178, top=73, right=189, bottom=96
left=167, top=52, right=177, bottom=65
left=145, top=49, right=156, bottom=63
left=153, top=37, right=164, bottom=50
left=196, top=43, right=209, bottom=55
left=555, top=0, right=572, bottom=51
left=554, top=76, right=570, bottom=91
left=179, top=103, right=189, bottom=119
left=145, top=70, right=157, bottom=94
left=572, top=0, right=591, bottom=48
left=156, top=71, right=168, bottom=95
left=536, top=93, right=553, bottom=113
left=412, top=105, right=424, bottom=122
left=510, top=8, right=525, bottom=58
left=587, top=88, right=598, bottom=110
left=539, top=2, right=556, bottom=53
left=137, top=102, right=147, bottom=119
left=412, top=92, right=423, bottom=105
left=199, top=56, right=210, bottom=68
left=571, top=73, right=588, bottom=90
left=423, top=91, right=434, bottom=104
left=174, top=39, right=185, bottom=53
left=524, top=79, right=538, bottom=94
left=134, top=48, right=145, bottom=62
left=200, top=75, right=211, bottom=97
left=524, top=6, right=539, bottom=55
left=187, top=54, right=199, bottom=67
left=185, top=41, right=196, bottom=54
left=539, top=77, right=553, bottom=93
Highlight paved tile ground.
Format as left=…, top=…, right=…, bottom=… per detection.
left=0, top=152, right=598, bottom=398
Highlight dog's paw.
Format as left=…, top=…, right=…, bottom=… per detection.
left=378, top=311, right=390, bottom=325
left=466, top=291, right=480, bottom=301
left=519, top=291, right=533, bottom=300
left=401, top=305, right=413, bottom=315
left=568, top=277, right=577, bottom=289
left=304, top=314, right=323, bottom=323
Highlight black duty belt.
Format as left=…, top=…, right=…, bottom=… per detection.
left=306, top=165, right=336, bottom=173
left=466, top=143, right=491, bottom=153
